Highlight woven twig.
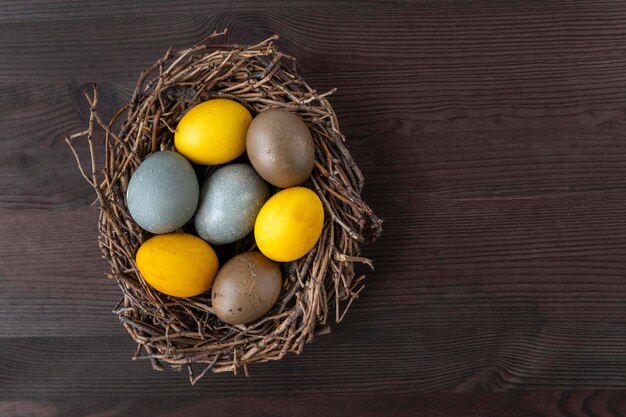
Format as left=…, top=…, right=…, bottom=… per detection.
left=66, top=29, right=382, bottom=383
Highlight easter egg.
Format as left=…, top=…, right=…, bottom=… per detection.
left=254, top=187, right=324, bottom=262
left=211, top=252, right=282, bottom=325
left=127, top=151, right=199, bottom=234
left=136, top=233, right=218, bottom=297
left=174, top=99, right=252, bottom=165
left=246, top=108, right=315, bottom=188
left=195, top=164, right=269, bottom=245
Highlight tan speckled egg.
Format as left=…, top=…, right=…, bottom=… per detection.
left=246, top=108, right=315, bottom=188
left=211, top=252, right=283, bottom=325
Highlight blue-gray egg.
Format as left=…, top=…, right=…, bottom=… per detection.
left=127, top=151, right=199, bottom=234
left=195, top=164, right=269, bottom=245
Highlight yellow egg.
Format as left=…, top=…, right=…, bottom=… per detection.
left=135, top=233, right=218, bottom=297
left=254, top=187, right=324, bottom=262
left=174, top=99, right=252, bottom=165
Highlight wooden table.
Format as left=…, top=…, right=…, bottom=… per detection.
left=2, top=1, right=626, bottom=416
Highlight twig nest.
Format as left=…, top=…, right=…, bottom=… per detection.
left=66, top=30, right=382, bottom=383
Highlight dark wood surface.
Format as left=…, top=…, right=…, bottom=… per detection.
left=2, top=0, right=626, bottom=415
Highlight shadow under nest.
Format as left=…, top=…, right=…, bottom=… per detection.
left=67, top=30, right=382, bottom=383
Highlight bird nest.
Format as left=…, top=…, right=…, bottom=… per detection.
left=66, top=30, right=382, bottom=383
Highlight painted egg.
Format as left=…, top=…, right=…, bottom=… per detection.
left=174, top=99, right=252, bottom=165
left=126, top=151, right=199, bottom=234
left=246, top=108, right=315, bottom=188
left=194, top=163, right=269, bottom=245
left=254, top=187, right=324, bottom=262
left=212, top=252, right=282, bottom=325
left=136, top=233, right=219, bottom=297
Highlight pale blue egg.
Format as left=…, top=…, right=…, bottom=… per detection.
left=127, top=151, right=199, bottom=234
left=195, top=164, right=269, bottom=245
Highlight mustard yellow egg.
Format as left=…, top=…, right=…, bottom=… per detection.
left=254, top=187, right=324, bottom=262
left=174, top=99, right=252, bottom=165
left=136, top=233, right=218, bottom=297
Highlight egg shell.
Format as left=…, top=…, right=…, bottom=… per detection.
left=194, top=164, right=270, bottom=245
left=127, top=151, right=199, bottom=234
left=174, top=99, right=252, bottom=165
left=211, top=252, right=282, bottom=325
left=246, top=108, right=315, bottom=188
left=136, top=233, right=219, bottom=298
left=254, top=187, right=324, bottom=262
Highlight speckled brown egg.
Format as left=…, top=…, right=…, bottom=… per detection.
left=211, top=252, right=283, bottom=325
left=246, top=108, right=315, bottom=188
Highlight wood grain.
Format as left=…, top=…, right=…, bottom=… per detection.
left=2, top=391, right=626, bottom=417
left=3, top=2, right=626, bottom=81
left=2, top=319, right=626, bottom=395
left=2, top=0, right=626, bottom=414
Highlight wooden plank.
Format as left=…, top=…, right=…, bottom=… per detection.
left=2, top=2, right=626, bottom=81
left=0, top=1, right=419, bottom=22
left=2, top=324, right=626, bottom=396
left=4, top=391, right=626, bottom=417
left=0, top=208, right=117, bottom=338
